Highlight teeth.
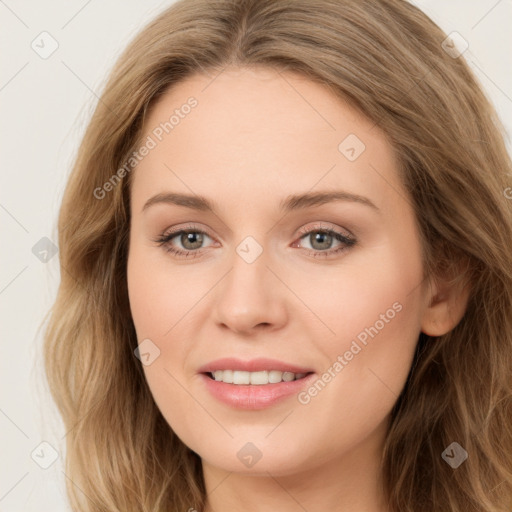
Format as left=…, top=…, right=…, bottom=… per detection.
left=250, top=371, right=268, bottom=385
left=211, top=370, right=308, bottom=385
left=233, top=370, right=250, bottom=384
left=269, top=370, right=283, bottom=383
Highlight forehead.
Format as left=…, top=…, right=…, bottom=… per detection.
left=130, top=66, right=403, bottom=215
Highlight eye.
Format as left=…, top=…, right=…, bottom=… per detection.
left=153, top=224, right=215, bottom=259
left=153, top=221, right=357, bottom=259
left=293, top=222, right=356, bottom=258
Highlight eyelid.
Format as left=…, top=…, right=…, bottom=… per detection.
left=295, top=221, right=354, bottom=241
left=159, top=222, right=212, bottom=239
left=157, top=221, right=354, bottom=243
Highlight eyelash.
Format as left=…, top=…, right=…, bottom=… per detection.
left=153, top=222, right=356, bottom=260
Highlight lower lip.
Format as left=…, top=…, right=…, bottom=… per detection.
left=199, top=373, right=315, bottom=410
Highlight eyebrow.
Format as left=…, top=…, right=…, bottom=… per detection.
left=142, top=190, right=379, bottom=213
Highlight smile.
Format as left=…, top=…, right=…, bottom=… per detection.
left=209, top=370, right=309, bottom=385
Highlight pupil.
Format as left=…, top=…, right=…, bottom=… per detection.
left=182, top=232, right=203, bottom=250
left=311, top=232, right=332, bottom=250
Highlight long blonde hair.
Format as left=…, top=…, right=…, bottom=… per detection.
left=43, top=0, right=512, bottom=510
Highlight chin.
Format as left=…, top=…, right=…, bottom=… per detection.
left=197, top=439, right=316, bottom=476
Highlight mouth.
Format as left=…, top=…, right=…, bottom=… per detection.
left=197, top=358, right=315, bottom=408
left=204, top=370, right=314, bottom=385
left=199, top=369, right=316, bottom=410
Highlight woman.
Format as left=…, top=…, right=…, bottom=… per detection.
left=43, top=0, right=512, bottom=510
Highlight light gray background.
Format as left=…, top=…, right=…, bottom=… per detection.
left=1, top=1, right=511, bottom=510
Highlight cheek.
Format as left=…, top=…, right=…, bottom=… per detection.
left=293, top=240, right=423, bottom=352
left=293, top=236, right=424, bottom=440
left=127, top=247, right=202, bottom=442
left=127, top=241, right=208, bottom=339
left=126, top=241, right=210, bottom=395
left=292, top=236, right=424, bottom=391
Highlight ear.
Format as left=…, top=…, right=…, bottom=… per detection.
left=420, top=272, right=471, bottom=337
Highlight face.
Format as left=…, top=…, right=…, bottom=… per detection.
left=127, top=66, right=431, bottom=476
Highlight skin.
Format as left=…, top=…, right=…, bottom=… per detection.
left=127, top=66, right=469, bottom=512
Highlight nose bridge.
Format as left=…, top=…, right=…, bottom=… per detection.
left=213, top=234, right=287, bottom=333
left=224, top=235, right=272, bottom=308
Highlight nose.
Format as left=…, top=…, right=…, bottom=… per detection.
left=212, top=244, right=288, bottom=336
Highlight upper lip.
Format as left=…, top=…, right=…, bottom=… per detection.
left=198, top=357, right=314, bottom=374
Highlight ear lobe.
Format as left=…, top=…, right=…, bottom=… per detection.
left=420, top=276, right=471, bottom=337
